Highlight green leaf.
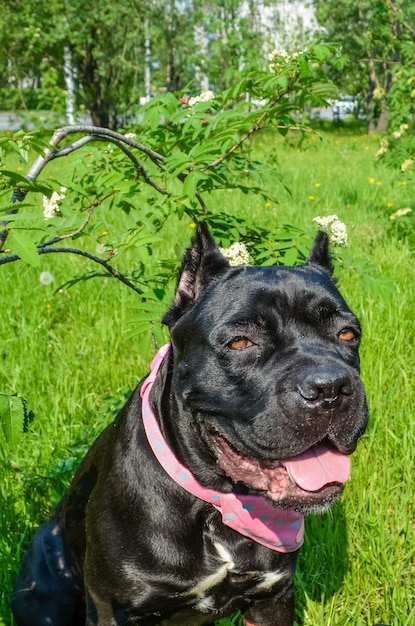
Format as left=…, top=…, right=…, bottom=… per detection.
left=308, top=81, right=338, bottom=101
left=259, top=257, right=276, bottom=267
left=1, top=170, right=31, bottom=186
left=0, top=212, right=44, bottom=224
left=0, top=189, right=16, bottom=211
left=8, top=141, right=29, bottom=164
left=7, top=230, right=40, bottom=266
left=0, top=395, right=25, bottom=445
left=182, top=171, right=208, bottom=199
left=165, top=151, right=193, bottom=176
left=282, top=247, right=298, bottom=266
left=298, top=56, right=311, bottom=78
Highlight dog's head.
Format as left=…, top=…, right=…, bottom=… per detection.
left=162, top=223, right=368, bottom=514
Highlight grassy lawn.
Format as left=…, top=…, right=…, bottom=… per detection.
left=1, top=123, right=414, bottom=625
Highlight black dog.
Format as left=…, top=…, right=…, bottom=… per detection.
left=12, top=223, right=368, bottom=626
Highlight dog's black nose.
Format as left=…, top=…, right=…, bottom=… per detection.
left=297, top=366, right=352, bottom=407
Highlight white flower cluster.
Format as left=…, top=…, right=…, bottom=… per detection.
left=43, top=187, right=66, bottom=219
left=377, top=124, right=410, bottom=159
left=376, top=136, right=389, bottom=158
left=401, top=158, right=413, bottom=173
left=268, top=48, right=305, bottom=74
left=269, top=48, right=291, bottom=62
left=188, top=90, right=215, bottom=106
left=392, top=123, right=409, bottom=139
left=313, top=214, right=348, bottom=247
left=373, top=86, right=385, bottom=100
left=390, top=207, right=412, bottom=220
left=220, top=242, right=250, bottom=266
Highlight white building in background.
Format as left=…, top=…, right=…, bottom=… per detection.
left=142, top=0, right=321, bottom=98
left=260, top=0, right=321, bottom=53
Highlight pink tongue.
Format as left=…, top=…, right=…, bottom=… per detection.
left=282, top=444, right=351, bottom=492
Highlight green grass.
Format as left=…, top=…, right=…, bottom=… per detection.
left=1, top=124, right=414, bottom=625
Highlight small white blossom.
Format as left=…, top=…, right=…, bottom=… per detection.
left=39, top=271, right=54, bottom=285
left=220, top=242, right=250, bottom=266
left=373, top=86, right=385, bottom=100
left=124, top=133, right=136, bottom=139
left=43, top=187, right=66, bottom=219
left=268, top=47, right=306, bottom=74
left=95, top=243, right=107, bottom=255
left=268, top=48, right=290, bottom=62
left=401, top=158, right=414, bottom=172
left=188, top=90, right=215, bottom=106
left=391, top=124, right=408, bottom=139
left=389, top=207, right=412, bottom=220
left=313, top=214, right=348, bottom=247
left=375, top=136, right=389, bottom=158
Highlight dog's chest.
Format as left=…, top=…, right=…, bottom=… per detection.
left=120, top=535, right=289, bottom=625
left=183, top=539, right=289, bottom=615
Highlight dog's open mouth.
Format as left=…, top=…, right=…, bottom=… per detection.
left=212, top=434, right=350, bottom=506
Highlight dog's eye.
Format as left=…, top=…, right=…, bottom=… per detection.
left=228, top=337, right=253, bottom=350
left=338, top=328, right=356, bottom=342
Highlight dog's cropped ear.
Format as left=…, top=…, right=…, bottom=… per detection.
left=306, top=230, right=334, bottom=275
left=162, top=222, right=230, bottom=327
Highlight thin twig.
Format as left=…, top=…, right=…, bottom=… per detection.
left=101, top=138, right=167, bottom=193
left=195, top=191, right=209, bottom=215
left=359, top=57, right=415, bottom=67
left=202, top=87, right=292, bottom=171
left=39, top=192, right=116, bottom=249
left=0, top=190, right=144, bottom=296
left=402, top=19, right=415, bottom=36
left=0, top=246, right=143, bottom=295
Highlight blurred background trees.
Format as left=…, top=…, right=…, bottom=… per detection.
left=0, top=0, right=414, bottom=133
left=314, top=0, right=415, bottom=132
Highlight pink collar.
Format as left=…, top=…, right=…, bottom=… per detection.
left=140, top=344, right=304, bottom=553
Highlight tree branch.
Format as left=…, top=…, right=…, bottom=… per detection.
left=50, top=134, right=168, bottom=195
left=23, top=126, right=167, bottom=196
left=402, top=19, right=415, bottom=37
left=359, top=57, right=415, bottom=67
left=0, top=190, right=145, bottom=295
left=45, top=125, right=166, bottom=165
left=0, top=125, right=170, bottom=251
left=39, top=192, right=116, bottom=249
left=202, top=87, right=292, bottom=171
left=0, top=246, right=143, bottom=295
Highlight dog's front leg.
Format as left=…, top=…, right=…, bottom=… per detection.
left=243, top=591, right=295, bottom=626
left=85, top=588, right=116, bottom=626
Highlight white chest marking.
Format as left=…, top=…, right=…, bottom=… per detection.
left=255, top=570, right=287, bottom=591
left=188, top=543, right=235, bottom=599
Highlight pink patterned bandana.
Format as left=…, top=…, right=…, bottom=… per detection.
left=140, top=344, right=304, bottom=553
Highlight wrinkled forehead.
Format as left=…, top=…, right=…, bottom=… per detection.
left=198, top=264, right=351, bottom=322
left=170, top=264, right=358, bottom=353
